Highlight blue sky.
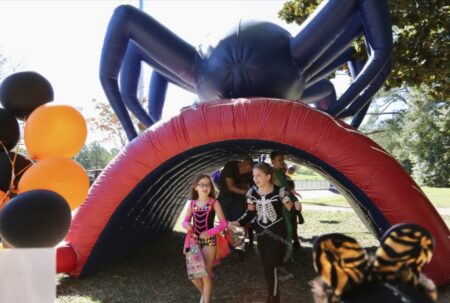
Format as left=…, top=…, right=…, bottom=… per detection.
left=0, top=1, right=349, bottom=145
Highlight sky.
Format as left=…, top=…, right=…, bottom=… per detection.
left=0, top=0, right=350, bottom=146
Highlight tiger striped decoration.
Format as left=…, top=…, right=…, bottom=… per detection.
left=312, top=233, right=369, bottom=302
left=311, top=223, right=437, bottom=302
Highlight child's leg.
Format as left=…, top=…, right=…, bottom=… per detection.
left=291, top=214, right=300, bottom=249
left=258, top=235, right=285, bottom=303
left=191, top=278, right=203, bottom=294
left=201, top=245, right=216, bottom=303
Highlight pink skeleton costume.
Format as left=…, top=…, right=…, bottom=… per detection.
left=182, top=198, right=227, bottom=252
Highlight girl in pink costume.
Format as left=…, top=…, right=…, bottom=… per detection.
left=182, top=173, right=227, bottom=303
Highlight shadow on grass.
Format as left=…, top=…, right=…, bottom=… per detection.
left=319, top=220, right=340, bottom=224
left=302, top=201, right=352, bottom=209
left=57, top=231, right=316, bottom=303
left=56, top=211, right=450, bottom=303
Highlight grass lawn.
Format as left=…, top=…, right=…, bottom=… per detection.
left=56, top=203, right=450, bottom=302
left=288, top=164, right=325, bottom=181
left=305, top=186, right=450, bottom=208
left=420, top=187, right=450, bottom=208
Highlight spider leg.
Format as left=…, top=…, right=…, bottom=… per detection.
left=120, top=42, right=154, bottom=127
left=327, top=0, right=392, bottom=116
left=346, top=57, right=368, bottom=128
left=346, top=59, right=392, bottom=119
left=120, top=42, right=190, bottom=127
left=292, top=0, right=392, bottom=120
left=301, top=79, right=336, bottom=107
left=147, top=71, right=168, bottom=123
left=99, top=5, right=197, bottom=140
left=290, top=0, right=359, bottom=73
left=305, top=47, right=355, bottom=87
left=304, top=13, right=362, bottom=83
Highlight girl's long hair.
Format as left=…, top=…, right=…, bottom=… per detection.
left=190, top=173, right=216, bottom=200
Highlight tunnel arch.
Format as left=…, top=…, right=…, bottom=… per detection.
left=61, top=98, right=450, bottom=284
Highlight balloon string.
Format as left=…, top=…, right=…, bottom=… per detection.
left=0, top=140, right=7, bottom=154
left=8, top=119, right=29, bottom=193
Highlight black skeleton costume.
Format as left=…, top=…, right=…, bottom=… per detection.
left=238, top=185, right=291, bottom=303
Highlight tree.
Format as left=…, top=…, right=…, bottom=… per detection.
left=87, top=98, right=147, bottom=150
left=360, top=92, right=411, bottom=173
left=87, top=98, right=128, bottom=150
left=399, top=87, right=449, bottom=186
left=361, top=87, right=449, bottom=187
left=75, top=141, right=115, bottom=171
left=278, top=0, right=449, bottom=100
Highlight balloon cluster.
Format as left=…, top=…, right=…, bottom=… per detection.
left=0, top=71, right=89, bottom=248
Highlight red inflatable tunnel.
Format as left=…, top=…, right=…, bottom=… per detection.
left=58, top=98, right=450, bottom=284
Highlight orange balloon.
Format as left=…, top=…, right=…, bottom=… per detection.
left=18, top=157, right=89, bottom=210
left=24, top=104, right=87, bottom=160
left=0, top=189, right=10, bottom=208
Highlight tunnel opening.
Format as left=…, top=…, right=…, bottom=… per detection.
left=81, top=139, right=389, bottom=277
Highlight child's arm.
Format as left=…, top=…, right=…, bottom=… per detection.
left=201, top=201, right=227, bottom=238
left=181, top=201, right=193, bottom=232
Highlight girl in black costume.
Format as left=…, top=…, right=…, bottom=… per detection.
left=229, top=162, right=299, bottom=303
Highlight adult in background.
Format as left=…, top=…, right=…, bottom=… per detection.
left=217, top=156, right=254, bottom=245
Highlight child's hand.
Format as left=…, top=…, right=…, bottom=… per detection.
left=294, top=201, right=302, bottom=211
left=199, top=231, right=209, bottom=239
left=228, top=221, right=240, bottom=231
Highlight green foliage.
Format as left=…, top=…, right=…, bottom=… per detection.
left=400, top=88, right=449, bottom=186
left=278, top=0, right=450, bottom=100
left=363, top=87, right=449, bottom=186
left=74, top=141, right=116, bottom=171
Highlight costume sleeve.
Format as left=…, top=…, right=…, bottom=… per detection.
left=238, top=188, right=257, bottom=226
left=238, top=210, right=256, bottom=226
left=279, top=187, right=291, bottom=204
left=246, top=187, right=256, bottom=205
left=181, top=201, right=192, bottom=230
left=205, top=219, right=227, bottom=236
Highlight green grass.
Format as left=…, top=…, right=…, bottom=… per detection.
left=56, top=206, right=450, bottom=302
left=305, top=187, right=450, bottom=208
left=288, top=164, right=325, bottom=181
left=421, top=187, right=450, bottom=207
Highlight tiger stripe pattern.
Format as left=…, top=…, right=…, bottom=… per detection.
left=312, top=233, right=369, bottom=301
left=311, top=223, right=437, bottom=302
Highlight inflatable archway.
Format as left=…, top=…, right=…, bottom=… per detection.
left=59, top=99, right=450, bottom=285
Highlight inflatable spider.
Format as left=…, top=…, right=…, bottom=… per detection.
left=99, top=0, right=392, bottom=140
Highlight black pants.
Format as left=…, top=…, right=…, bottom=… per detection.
left=256, top=221, right=287, bottom=301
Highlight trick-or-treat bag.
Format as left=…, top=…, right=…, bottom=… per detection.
left=227, top=226, right=245, bottom=248
left=215, top=232, right=231, bottom=260
left=186, top=239, right=208, bottom=280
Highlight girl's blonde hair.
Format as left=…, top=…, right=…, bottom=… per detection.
left=253, top=162, right=273, bottom=184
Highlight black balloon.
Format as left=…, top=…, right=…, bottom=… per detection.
left=0, top=108, right=20, bottom=151
left=0, top=71, right=54, bottom=120
left=0, top=190, right=71, bottom=247
left=0, top=152, right=12, bottom=192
